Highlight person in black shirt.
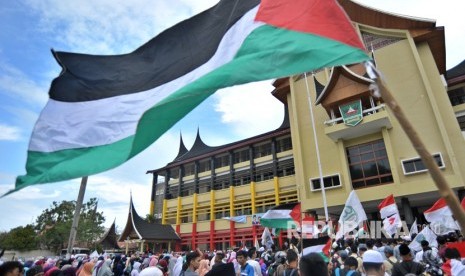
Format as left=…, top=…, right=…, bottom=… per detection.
left=391, top=244, right=424, bottom=276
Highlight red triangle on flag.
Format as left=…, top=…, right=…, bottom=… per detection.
left=290, top=203, right=302, bottom=224
left=322, top=237, right=332, bottom=256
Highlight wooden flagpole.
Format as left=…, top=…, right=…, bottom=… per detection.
left=66, top=176, right=88, bottom=258
left=366, top=62, right=465, bottom=231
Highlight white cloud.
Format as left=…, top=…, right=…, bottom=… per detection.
left=214, top=81, right=284, bottom=137
left=0, top=124, right=22, bottom=141
left=0, top=62, right=48, bottom=107
left=25, top=0, right=219, bottom=55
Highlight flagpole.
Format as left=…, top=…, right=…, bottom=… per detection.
left=366, top=62, right=465, bottom=232
left=66, top=176, right=88, bottom=259
left=304, top=73, right=329, bottom=221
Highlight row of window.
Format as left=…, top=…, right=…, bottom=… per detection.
left=164, top=139, right=445, bottom=197
left=310, top=139, right=445, bottom=191
left=174, top=164, right=295, bottom=197
left=179, top=137, right=293, bottom=177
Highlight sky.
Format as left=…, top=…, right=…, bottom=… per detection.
left=0, top=0, right=464, bottom=233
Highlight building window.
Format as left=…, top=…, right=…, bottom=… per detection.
left=457, top=115, right=465, bottom=131
left=346, top=140, right=393, bottom=189
left=184, top=163, right=195, bottom=176
left=449, top=87, right=465, bottom=106
left=234, top=149, right=250, bottom=164
left=233, top=173, right=251, bottom=186
left=198, top=179, right=211, bottom=193
left=215, top=154, right=230, bottom=168
left=401, top=153, right=445, bottom=175
left=276, top=136, right=292, bottom=152
left=310, top=174, right=342, bottom=191
left=198, top=160, right=211, bottom=173
left=213, top=176, right=229, bottom=190
left=180, top=181, right=195, bottom=196
left=255, top=165, right=274, bottom=182
left=254, top=143, right=272, bottom=158
left=278, top=159, right=295, bottom=177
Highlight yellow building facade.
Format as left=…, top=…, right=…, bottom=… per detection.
left=146, top=1, right=465, bottom=250
left=273, top=1, right=465, bottom=222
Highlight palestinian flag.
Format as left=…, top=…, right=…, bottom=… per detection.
left=302, top=236, right=332, bottom=259
left=260, top=203, right=302, bottom=229
left=10, top=0, right=368, bottom=195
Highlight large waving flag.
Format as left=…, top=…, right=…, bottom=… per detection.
left=260, top=203, right=301, bottom=229
left=9, top=0, right=368, bottom=195
left=302, top=236, right=331, bottom=258
left=409, top=225, right=438, bottom=252
left=336, top=190, right=367, bottom=239
left=378, top=194, right=402, bottom=237
left=424, top=198, right=460, bottom=235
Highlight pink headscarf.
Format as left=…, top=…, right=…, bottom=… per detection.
left=149, top=256, right=159, bottom=267
left=196, top=259, right=210, bottom=276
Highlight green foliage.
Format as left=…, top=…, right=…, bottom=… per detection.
left=145, top=214, right=156, bottom=223
left=34, top=197, right=105, bottom=253
left=0, top=225, right=38, bottom=251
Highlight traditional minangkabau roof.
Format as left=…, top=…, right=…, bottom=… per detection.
left=174, top=133, right=188, bottom=160
left=446, top=59, right=465, bottom=86
left=338, top=0, right=446, bottom=74
left=170, top=128, right=223, bottom=163
left=98, top=219, right=120, bottom=250
left=118, top=195, right=180, bottom=242
left=147, top=105, right=290, bottom=174
left=315, top=64, right=374, bottom=105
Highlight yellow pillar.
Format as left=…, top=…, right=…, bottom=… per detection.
left=193, top=193, right=198, bottom=223
left=229, top=186, right=235, bottom=216
left=210, top=190, right=215, bottom=221
left=150, top=201, right=155, bottom=216
left=250, top=181, right=256, bottom=214
left=162, top=199, right=167, bottom=225
left=176, top=197, right=182, bottom=225
left=273, top=176, right=280, bottom=205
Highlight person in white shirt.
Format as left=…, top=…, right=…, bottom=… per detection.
left=246, top=248, right=262, bottom=276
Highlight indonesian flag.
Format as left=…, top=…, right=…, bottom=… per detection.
left=425, top=198, right=452, bottom=221
left=424, top=198, right=459, bottom=235
left=378, top=194, right=401, bottom=237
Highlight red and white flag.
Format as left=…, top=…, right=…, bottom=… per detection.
left=424, top=198, right=459, bottom=234
left=425, top=198, right=452, bottom=221
left=378, top=194, right=402, bottom=237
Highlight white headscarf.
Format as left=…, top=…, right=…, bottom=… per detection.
left=172, top=257, right=184, bottom=276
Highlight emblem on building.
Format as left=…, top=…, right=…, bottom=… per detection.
left=339, top=100, right=363, bottom=126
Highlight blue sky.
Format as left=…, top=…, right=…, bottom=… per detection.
left=0, top=0, right=464, bottom=232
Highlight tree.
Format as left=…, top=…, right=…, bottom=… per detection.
left=145, top=214, right=156, bottom=223
left=0, top=225, right=38, bottom=251
left=35, top=198, right=105, bottom=253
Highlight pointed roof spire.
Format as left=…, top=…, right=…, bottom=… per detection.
left=174, top=132, right=188, bottom=160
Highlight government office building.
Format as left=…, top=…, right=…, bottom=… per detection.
left=146, top=0, right=465, bottom=251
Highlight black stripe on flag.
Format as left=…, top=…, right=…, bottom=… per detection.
left=50, top=0, right=260, bottom=102
left=302, top=236, right=330, bottom=248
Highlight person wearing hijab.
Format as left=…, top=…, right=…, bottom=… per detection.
left=149, top=257, right=159, bottom=268
left=196, top=260, right=210, bottom=276
left=97, top=260, right=112, bottom=276
left=130, top=262, right=141, bottom=276
left=227, top=251, right=239, bottom=275
left=173, top=257, right=184, bottom=276
left=77, top=262, right=94, bottom=276
left=168, top=256, right=177, bottom=276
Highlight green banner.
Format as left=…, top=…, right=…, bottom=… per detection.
left=339, top=100, right=363, bottom=126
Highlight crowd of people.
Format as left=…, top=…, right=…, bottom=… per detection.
left=1, top=233, right=465, bottom=276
